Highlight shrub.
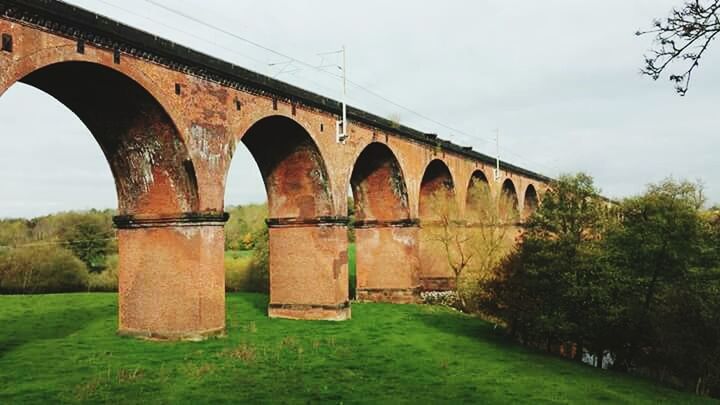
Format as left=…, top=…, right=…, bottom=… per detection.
left=87, top=255, right=119, bottom=292
left=0, top=245, right=88, bottom=293
left=225, top=255, right=254, bottom=292
left=245, top=226, right=269, bottom=293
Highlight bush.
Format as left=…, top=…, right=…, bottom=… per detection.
left=225, top=255, right=254, bottom=292
left=87, top=255, right=119, bottom=292
left=246, top=226, right=269, bottom=293
left=0, top=246, right=88, bottom=293
left=225, top=226, right=268, bottom=293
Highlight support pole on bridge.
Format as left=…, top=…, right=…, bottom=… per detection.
left=336, top=45, right=348, bottom=144
left=494, top=128, right=501, bottom=182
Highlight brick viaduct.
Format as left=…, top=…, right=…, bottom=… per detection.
left=0, top=0, right=550, bottom=340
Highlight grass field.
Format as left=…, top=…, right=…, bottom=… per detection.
left=0, top=293, right=712, bottom=404
left=225, top=250, right=254, bottom=260
left=349, top=242, right=356, bottom=299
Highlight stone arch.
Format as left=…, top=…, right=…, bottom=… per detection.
left=350, top=142, right=410, bottom=222
left=466, top=169, right=491, bottom=220
left=417, top=159, right=456, bottom=291
left=523, top=184, right=539, bottom=218
left=501, top=178, right=520, bottom=219
left=7, top=61, right=199, bottom=215
left=419, top=159, right=456, bottom=220
left=1, top=60, right=224, bottom=340
left=235, top=115, right=347, bottom=320
left=239, top=115, right=333, bottom=219
left=349, top=142, right=419, bottom=303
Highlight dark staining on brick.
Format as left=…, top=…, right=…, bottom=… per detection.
left=113, top=48, right=121, bottom=64
left=350, top=143, right=410, bottom=222
left=175, top=83, right=182, bottom=95
left=291, top=103, right=296, bottom=116
left=205, top=87, right=229, bottom=104
left=18, top=62, right=200, bottom=215
left=242, top=116, right=333, bottom=219
left=388, top=161, right=409, bottom=208
left=320, top=123, right=324, bottom=132
left=1, top=33, right=12, bottom=52
left=419, top=159, right=456, bottom=219
left=333, top=250, right=349, bottom=280
left=76, top=39, right=85, bottom=54
left=234, top=98, right=242, bottom=111
left=272, top=98, right=278, bottom=110
left=182, top=159, right=199, bottom=202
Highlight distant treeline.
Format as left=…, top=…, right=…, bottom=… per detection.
left=0, top=210, right=117, bottom=293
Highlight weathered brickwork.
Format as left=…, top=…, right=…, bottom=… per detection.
left=0, top=1, right=549, bottom=339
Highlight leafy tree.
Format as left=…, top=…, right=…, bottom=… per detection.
left=54, top=211, right=115, bottom=272
left=225, top=203, right=267, bottom=251
left=638, top=0, right=720, bottom=95
left=605, top=179, right=710, bottom=369
left=247, top=226, right=269, bottom=293
left=347, top=196, right=356, bottom=243
left=481, top=173, right=615, bottom=359
left=0, top=219, right=30, bottom=248
left=481, top=175, right=720, bottom=396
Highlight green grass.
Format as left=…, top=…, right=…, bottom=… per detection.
left=0, top=294, right=712, bottom=404
left=224, top=250, right=253, bottom=260
left=349, top=242, right=356, bottom=299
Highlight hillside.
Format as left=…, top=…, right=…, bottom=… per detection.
left=0, top=293, right=712, bottom=404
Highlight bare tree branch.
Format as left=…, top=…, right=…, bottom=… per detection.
left=638, top=0, right=720, bottom=95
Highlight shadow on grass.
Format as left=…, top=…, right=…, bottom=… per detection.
left=0, top=303, right=107, bottom=357
left=411, top=308, right=516, bottom=348
left=230, top=292, right=269, bottom=315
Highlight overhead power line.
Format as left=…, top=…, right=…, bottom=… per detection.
left=129, top=0, right=560, bottom=174
left=93, top=0, right=267, bottom=68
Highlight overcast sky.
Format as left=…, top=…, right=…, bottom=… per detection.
left=1, top=0, right=718, bottom=218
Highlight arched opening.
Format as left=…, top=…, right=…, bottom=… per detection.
left=2, top=61, right=212, bottom=339
left=349, top=143, right=418, bottom=302
left=524, top=184, right=539, bottom=218
left=240, top=116, right=332, bottom=219
left=501, top=179, right=520, bottom=221
left=418, top=159, right=457, bottom=291
left=230, top=115, right=348, bottom=320
left=350, top=142, right=410, bottom=221
left=0, top=83, right=116, bottom=218
left=466, top=169, right=491, bottom=222
left=16, top=62, right=198, bottom=215
left=419, top=159, right=456, bottom=220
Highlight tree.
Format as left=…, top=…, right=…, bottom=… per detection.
left=605, top=179, right=709, bottom=369
left=423, top=181, right=516, bottom=310
left=224, top=203, right=268, bottom=251
left=638, top=0, right=720, bottom=95
left=0, top=219, right=30, bottom=248
left=480, top=173, right=615, bottom=359
left=480, top=176, right=720, bottom=396
left=247, top=226, right=269, bottom=293
left=54, top=211, right=114, bottom=272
